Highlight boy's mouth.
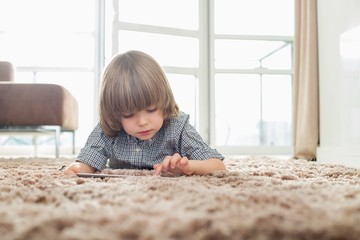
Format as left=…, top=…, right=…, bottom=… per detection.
left=139, top=130, right=152, bottom=136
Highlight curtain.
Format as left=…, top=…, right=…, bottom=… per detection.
left=293, top=0, right=319, bottom=160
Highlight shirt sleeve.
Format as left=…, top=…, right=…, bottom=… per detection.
left=176, top=114, right=224, bottom=161
left=76, top=123, right=113, bottom=170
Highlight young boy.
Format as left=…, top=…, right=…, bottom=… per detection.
left=64, top=50, right=225, bottom=177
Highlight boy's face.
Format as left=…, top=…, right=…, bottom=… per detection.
left=120, top=106, right=164, bottom=140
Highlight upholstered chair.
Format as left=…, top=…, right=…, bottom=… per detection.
left=0, top=61, right=78, bottom=157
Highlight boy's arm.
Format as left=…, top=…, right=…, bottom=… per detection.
left=188, top=158, right=226, bottom=175
left=154, top=153, right=226, bottom=176
left=64, top=162, right=96, bottom=177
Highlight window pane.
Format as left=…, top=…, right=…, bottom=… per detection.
left=214, top=0, right=294, bottom=35
left=14, top=72, right=36, bottom=83
left=0, top=33, right=94, bottom=67
left=215, top=74, right=261, bottom=146
left=118, top=0, right=198, bottom=30
left=261, top=44, right=293, bottom=70
left=0, top=0, right=95, bottom=32
left=118, top=30, right=198, bottom=68
left=215, top=39, right=287, bottom=69
left=0, top=0, right=96, bottom=153
left=262, top=75, right=292, bottom=146
left=167, top=74, right=197, bottom=127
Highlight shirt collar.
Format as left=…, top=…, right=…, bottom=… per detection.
left=126, top=133, right=155, bottom=146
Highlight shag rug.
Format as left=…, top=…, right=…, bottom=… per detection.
left=0, top=156, right=359, bottom=240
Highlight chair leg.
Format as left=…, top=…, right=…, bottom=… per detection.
left=33, top=135, right=38, bottom=157
left=72, top=131, right=76, bottom=155
left=54, top=127, right=60, bottom=158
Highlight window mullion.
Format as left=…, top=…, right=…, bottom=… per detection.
left=215, top=69, right=293, bottom=75
left=94, top=0, right=106, bottom=126
left=199, top=0, right=211, bottom=144
left=214, top=34, right=293, bottom=41
left=208, top=0, right=216, bottom=146
left=117, top=22, right=198, bottom=38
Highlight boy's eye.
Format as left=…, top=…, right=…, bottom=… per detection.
left=147, top=107, right=157, bottom=113
left=121, top=113, right=134, bottom=119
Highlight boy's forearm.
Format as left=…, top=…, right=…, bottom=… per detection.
left=190, top=158, right=226, bottom=175
left=64, top=161, right=97, bottom=177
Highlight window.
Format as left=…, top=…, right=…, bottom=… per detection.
left=107, top=0, right=201, bottom=129
left=0, top=0, right=98, bottom=152
left=212, top=0, right=294, bottom=154
left=109, top=0, right=294, bottom=154
left=0, top=0, right=294, bottom=156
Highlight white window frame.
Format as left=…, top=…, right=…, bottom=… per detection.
left=208, top=0, right=293, bottom=155
left=0, top=0, right=102, bottom=155
left=105, top=0, right=294, bottom=155
left=108, top=0, right=210, bottom=142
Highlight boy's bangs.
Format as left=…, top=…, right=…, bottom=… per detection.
left=116, top=77, right=161, bottom=115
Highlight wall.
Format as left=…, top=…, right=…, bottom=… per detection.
left=317, top=0, right=360, bottom=168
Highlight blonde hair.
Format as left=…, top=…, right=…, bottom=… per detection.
left=100, top=50, right=179, bottom=137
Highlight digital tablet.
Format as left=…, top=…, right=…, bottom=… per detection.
left=76, top=173, right=136, bottom=178
left=76, top=173, right=178, bottom=178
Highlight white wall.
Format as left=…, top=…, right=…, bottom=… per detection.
left=317, top=0, right=360, bottom=168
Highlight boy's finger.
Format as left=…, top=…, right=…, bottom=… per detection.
left=162, top=156, right=172, bottom=171
left=153, top=164, right=162, bottom=175
left=170, top=154, right=182, bottom=168
left=180, top=157, right=188, bottom=166
left=64, top=169, right=77, bottom=177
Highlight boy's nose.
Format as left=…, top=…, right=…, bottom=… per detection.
left=137, top=113, right=148, bottom=125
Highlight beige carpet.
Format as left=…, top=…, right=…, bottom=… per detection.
left=0, top=156, right=359, bottom=240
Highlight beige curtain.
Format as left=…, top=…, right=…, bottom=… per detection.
left=293, top=0, right=319, bottom=160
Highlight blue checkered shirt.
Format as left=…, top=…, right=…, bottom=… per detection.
left=77, top=112, right=224, bottom=170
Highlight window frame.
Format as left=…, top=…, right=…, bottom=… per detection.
left=0, top=0, right=102, bottom=153
left=109, top=0, right=209, bottom=141
left=208, top=1, right=294, bottom=155
left=0, top=0, right=294, bottom=156
left=109, top=0, right=294, bottom=155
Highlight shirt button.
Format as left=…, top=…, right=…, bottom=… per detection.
left=135, top=148, right=141, bottom=152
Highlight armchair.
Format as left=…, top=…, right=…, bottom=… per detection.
left=0, top=61, right=78, bottom=158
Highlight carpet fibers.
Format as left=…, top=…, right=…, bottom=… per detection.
left=0, top=156, right=359, bottom=240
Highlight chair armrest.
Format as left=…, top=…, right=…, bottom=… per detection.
left=0, top=83, right=78, bottom=130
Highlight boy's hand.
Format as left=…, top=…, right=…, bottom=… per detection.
left=153, top=153, right=194, bottom=176
left=64, top=162, right=96, bottom=177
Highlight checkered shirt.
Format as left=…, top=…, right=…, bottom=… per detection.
left=77, top=112, right=224, bottom=170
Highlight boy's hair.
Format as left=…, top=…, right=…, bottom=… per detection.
left=100, top=50, right=179, bottom=137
